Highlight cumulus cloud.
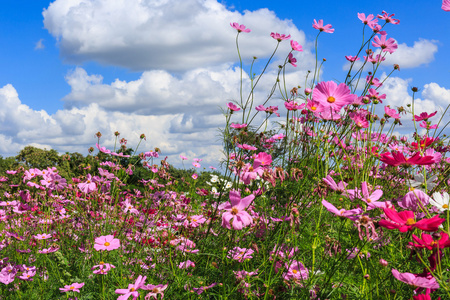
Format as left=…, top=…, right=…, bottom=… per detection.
left=383, top=39, right=438, bottom=69
left=377, top=77, right=450, bottom=134
left=43, top=0, right=311, bottom=71
left=342, top=39, right=438, bottom=72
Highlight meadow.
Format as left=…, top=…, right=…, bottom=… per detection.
left=1, top=6, right=450, bottom=300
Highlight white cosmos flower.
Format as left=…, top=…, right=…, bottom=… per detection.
left=430, top=192, right=450, bottom=213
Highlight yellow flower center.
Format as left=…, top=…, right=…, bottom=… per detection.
left=406, top=218, right=415, bottom=226
left=327, top=96, right=336, bottom=103
left=443, top=204, right=448, bottom=209
left=130, top=288, right=135, bottom=292
left=231, top=207, right=239, bottom=215
left=311, top=106, right=317, bottom=111
left=70, top=287, right=75, bottom=290
left=104, top=242, right=110, bottom=246
left=292, top=269, right=298, bottom=274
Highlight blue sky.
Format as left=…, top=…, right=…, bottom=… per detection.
left=0, top=0, right=449, bottom=167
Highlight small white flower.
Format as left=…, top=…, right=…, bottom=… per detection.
left=430, top=192, right=450, bottom=213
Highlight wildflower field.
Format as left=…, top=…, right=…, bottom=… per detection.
left=1, top=3, right=450, bottom=300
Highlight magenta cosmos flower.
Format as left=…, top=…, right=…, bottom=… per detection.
left=94, top=235, right=120, bottom=251
left=312, top=81, right=356, bottom=113
left=220, top=190, right=255, bottom=230
left=59, top=282, right=85, bottom=293
left=379, top=207, right=445, bottom=232
left=312, top=19, right=334, bottom=33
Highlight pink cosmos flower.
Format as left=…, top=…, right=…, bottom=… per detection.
left=312, top=19, right=334, bottom=33
left=254, top=152, right=272, bottom=166
left=92, top=262, right=116, bottom=275
left=312, top=81, right=356, bottom=113
left=321, top=199, right=362, bottom=221
left=220, top=190, right=255, bottom=230
left=18, top=270, right=36, bottom=281
left=192, top=162, right=201, bottom=168
left=443, top=0, right=450, bottom=11
left=59, top=282, right=85, bottom=293
left=290, top=40, right=303, bottom=51
left=420, top=121, right=438, bottom=130
left=288, top=53, right=297, bottom=67
left=178, top=260, right=196, bottom=269
left=283, top=260, right=309, bottom=281
left=96, top=143, right=111, bottom=154
left=372, top=35, right=398, bottom=54
left=236, top=143, right=257, bottom=151
left=357, top=13, right=378, bottom=27
left=230, top=22, right=251, bottom=33
left=391, top=269, right=438, bottom=289
left=284, top=101, right=303, bottom=111
left=192, top=283, right=217, bottom=295
left=38, top=246, right=59, bottom=254
left=34, top=233, right=52, bottom=240
left=123, top=199, right=139, bottom=215
left=94, top=235, right=120, bottom=251
left=230, top=123, right=247, bottom=129
left=227, top=247, right=254, bottom=262
left=384, top=106, right=400, bottom=119
left=180, top=155, right=187, bottom=160
left=115, top=275, right=146, bottom=300
left=270, top=32, right=291, bottom=41
left=227, top=102, right=240, bottom=111
left=345, top=55, right=360, bottom=62
left=142, top=283, right=168, bottom=300
left=191, top=173, right=198, bottom=180
left=78, top=174, right=97, bottom=193
left=377, top=11, right=400, bottom=24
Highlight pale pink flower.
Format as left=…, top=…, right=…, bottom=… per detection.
left=391, top=269, right=439, bottom=289
left=34, top=233, right=52, bottom=240
left=94, top=235, right=120, bottom=251
left=142, top=283, right=168, bottom=300
left=312, top=19, right=334, bottom=33
left=115, top=275, right=147, bottom=300
left=59, top=282, right=85, bottom=293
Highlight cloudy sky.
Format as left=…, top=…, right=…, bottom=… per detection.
left=0, top=0, right=449, bottom=169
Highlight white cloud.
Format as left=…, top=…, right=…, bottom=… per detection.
left=35, top=38, right=45, bottom=50
left=377, top=77, right=450, bottom=135
left=384, top=39, right=438, bottom=69
left=43, top=0, right=311, bottom=71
